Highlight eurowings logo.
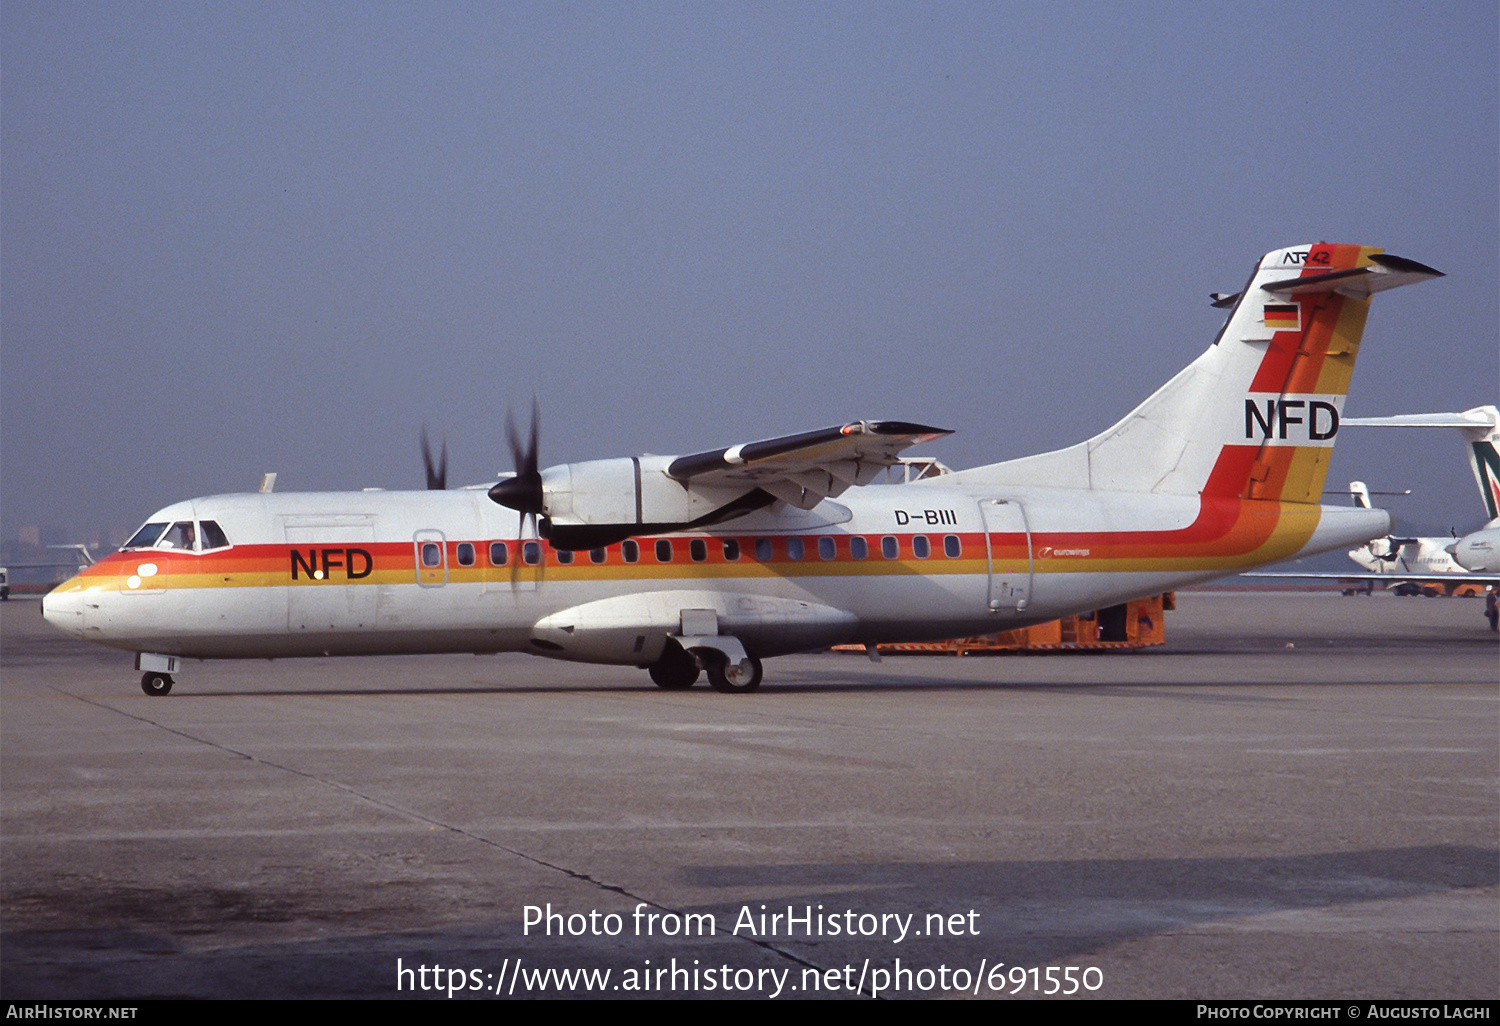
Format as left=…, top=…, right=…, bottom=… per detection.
left=1036, top=546, right=1090, bottom=559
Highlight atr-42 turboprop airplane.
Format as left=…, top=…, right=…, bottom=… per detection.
left=44, top=243, right=1442, bottom=695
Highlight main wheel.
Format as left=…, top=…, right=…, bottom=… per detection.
left=648, top=644, right=700, bottom=690
left=141, top=672, right=173, bottom=696
left=706, top=653, right=763, bottom=694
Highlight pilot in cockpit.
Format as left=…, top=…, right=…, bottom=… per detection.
left=159, top=522, right=196, bottom=551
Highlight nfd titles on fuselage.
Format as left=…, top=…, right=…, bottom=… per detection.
left=290, top=548, right=374, bottom=581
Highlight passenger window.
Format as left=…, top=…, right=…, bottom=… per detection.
left=158, top=521, right=198, bottom=551
left=690, top=539, right=707, bottom=562
left=590, top=548, right=606, bottom=564
left=622, top=540, right=639, bottom=563
left=786, top=537, right=804, bottom=561
left=754, top=538, right=772, bottom=561
left=913, top=536, right=930, bottom=558
left=722, top=539, right=740, bottom=561
left=421, top=542, right=442, bottom=568
left=944, top=535, right=961, bottom=558
left=199, top=521, right=230, bottom=550
left=881, top=536, right=899, bottom=559
left=457, top=542, right=476, bottom=566
left=850, top=536, right=868, bottom=560
left=124, top=522, right=170, bottom=549
left=818, top=536, right=836, bottom=560
left=655, top=539, right=673, bottom=562
left=490, top=542, right=509, bottom=566
left=523, top=541, right=541, bottom=565
left=556, top=549, right=573, bottom=565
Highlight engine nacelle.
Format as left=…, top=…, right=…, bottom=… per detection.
left=1450, top=523, right=1500, bottom=573
left=537, top=456, right=766, bottom=549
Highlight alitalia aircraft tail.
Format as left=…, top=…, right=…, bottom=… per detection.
left=1343, top=404, right=1500, bottom=521
left=951, top=243, right=1443, bottom=501
left=1472, top=420, right=1500, bottom=521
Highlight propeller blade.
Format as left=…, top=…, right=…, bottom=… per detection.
left=526, top=397, right=540, bottom=482
left=490, top=401, right=546, bottom=591
left=488, top=402, right=545, bottom=515
left=420, top=427, right=448, bottom=490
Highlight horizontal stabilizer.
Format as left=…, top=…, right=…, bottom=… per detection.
left=1262, top=253, right=1444, bottom=299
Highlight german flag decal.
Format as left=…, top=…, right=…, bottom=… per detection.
left=1264, top=303, right=1300, bottom=329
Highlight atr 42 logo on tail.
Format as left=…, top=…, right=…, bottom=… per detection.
left=1279, top=248, right=1332, bottom=267
left=1244, top=395, right=1342, bottom=445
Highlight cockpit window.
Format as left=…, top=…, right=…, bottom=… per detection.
left=199, top=521, right=231, bottom=550
left=123, top=522, right=170, bottom=549
left=157, top=522, right=198, bottom=551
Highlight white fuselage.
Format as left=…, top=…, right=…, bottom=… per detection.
left=44, top=481, right=1386, bottom=665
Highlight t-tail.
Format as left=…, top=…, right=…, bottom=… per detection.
left=949, top=243, right=1444, bottom=503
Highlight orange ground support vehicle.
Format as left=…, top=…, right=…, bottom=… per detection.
left=836, top=593, right=1173, bottom=655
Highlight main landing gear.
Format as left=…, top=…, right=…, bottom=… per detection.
left=702, top=650, right=763, bottom=693
left=646, top=640, right=763, bottom=693
left=141, top=672, right=174, bottom=696
left=648, top=643, right=700, bottom=690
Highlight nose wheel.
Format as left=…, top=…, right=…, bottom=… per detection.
left=141, top=672, right=174, bottom=696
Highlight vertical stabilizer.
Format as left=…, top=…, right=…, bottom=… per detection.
left=949, top=244, right=1443, bottom=501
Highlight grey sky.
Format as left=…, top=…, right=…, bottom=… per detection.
left=3, top=1, right=1496, bottom=544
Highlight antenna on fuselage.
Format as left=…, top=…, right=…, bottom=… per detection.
left=259, top=473, right=278, bottom=494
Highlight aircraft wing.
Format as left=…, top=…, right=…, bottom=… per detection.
left=666, top=420, right=952, bottom=510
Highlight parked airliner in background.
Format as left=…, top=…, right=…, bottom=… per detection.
left=1343, top=478, right=1479, bottom=592
left=1252, top=406, right=1500, bottom=593
left=43, top=244, right=1443, bottom=694
left=1343, top=405, right=1500, bottom=576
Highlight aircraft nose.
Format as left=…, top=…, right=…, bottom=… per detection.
left=41, top=583, right=86, bottom=634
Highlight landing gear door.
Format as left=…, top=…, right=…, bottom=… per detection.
left=980, top=499, right=1032, bottom=615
